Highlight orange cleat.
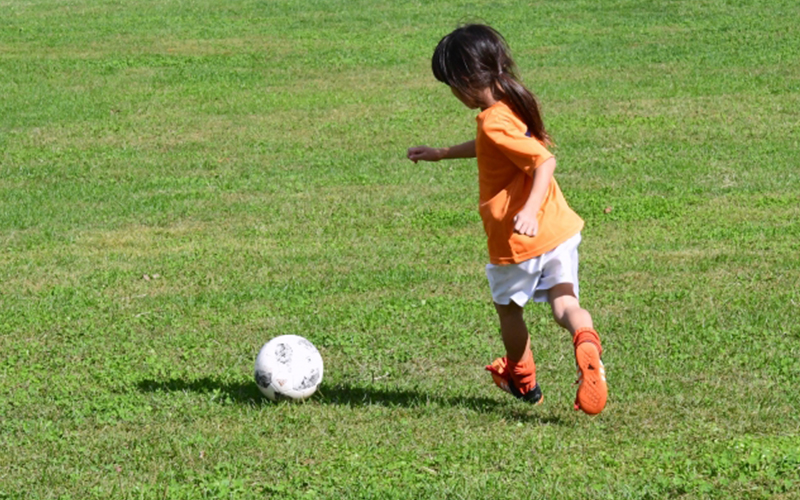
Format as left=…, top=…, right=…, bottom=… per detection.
left=573, top=342, right=607, bottom=415
left=486, top=357, right=543, bottom=405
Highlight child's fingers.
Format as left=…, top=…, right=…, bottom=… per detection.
left=514, top=219, right=537, bottom=237
left=407, top=147, right=424, bottom=162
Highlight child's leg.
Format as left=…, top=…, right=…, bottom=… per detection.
left=548, top=283, right=594, bottom=336
left=548, top=283, right=607, bottom=414
left=491, top=302, right=538, bottom=396
left=548, top=283, right=602, bottom=351
left=493, top=301, right=530, bottom=362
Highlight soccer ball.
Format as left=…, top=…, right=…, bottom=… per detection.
left=254, top=335, right=323, bottom=401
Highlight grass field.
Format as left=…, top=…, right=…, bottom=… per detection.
left=2, top=0, right=800, bottom=498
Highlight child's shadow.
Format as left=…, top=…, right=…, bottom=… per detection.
left=136, top=377, right=565, bottom=425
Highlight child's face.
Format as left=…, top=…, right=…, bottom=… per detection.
left=451, top=86, right=496, bottom=110
left=450, top=86, right=478, bottom=109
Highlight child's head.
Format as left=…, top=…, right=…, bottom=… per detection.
left=432, top=24, right=550, bottom=144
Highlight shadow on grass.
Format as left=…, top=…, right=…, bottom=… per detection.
left=136, top=377, right=565, bottom=425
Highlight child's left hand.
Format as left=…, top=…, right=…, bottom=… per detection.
left=513, top=209, right=538, bottom=237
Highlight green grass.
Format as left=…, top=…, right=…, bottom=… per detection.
left=2, top=0, right=800, bottom=498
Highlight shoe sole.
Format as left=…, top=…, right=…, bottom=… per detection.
left=575, top=342, right=607, bottom=415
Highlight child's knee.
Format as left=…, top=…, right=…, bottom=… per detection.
left=550, top=294, right=580, bottom=322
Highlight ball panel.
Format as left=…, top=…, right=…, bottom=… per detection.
left=274, top=342, right=293, bottom=364
left=294, top=369, right=321, bottom=392
left=254, top=369, right=272, bottom=389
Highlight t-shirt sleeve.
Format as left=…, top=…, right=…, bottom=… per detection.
left=482, top=114, right=553, bottom=175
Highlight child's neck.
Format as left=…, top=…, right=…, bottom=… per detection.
left=477, top=87, right=499, bottom=110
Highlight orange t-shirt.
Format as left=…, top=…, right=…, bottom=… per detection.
left=475, top=100, right=584, bottom=265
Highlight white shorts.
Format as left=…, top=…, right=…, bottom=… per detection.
left=486, top=232, right=582, bottom=307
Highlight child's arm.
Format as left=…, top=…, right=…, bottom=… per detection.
left=407, top=140, right=476, bottom=163
left=513, top=157, right=556, bottom=237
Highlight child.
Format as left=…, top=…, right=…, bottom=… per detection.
left=407, top=24, right=607, bottom=414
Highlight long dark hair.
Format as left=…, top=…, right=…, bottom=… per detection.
left=431, top=24, right=550, bottom=145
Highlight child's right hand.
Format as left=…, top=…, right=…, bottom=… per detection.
left=406, top=146, right=442, bottom=163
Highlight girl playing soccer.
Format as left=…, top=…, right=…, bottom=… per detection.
left=407, top=24, right=607, bottom=414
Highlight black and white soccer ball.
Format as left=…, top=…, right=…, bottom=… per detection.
left=254, top=335, right=323, bottom=401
